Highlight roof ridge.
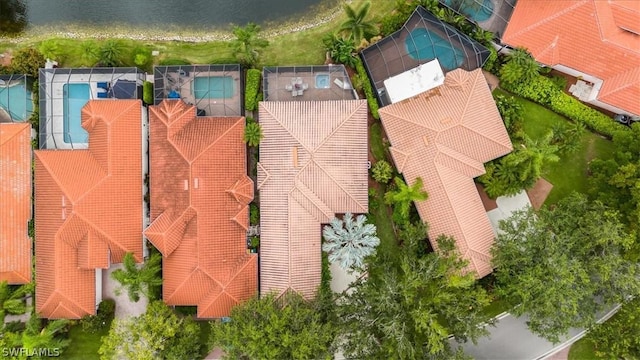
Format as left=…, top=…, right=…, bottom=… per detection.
left=291, top=179, right=333, bottom=223
left=313, top=101, right=365, bottom=151
left=435, top=163, right=473, bottom=256
left=263, top=103, right=312, bottom=154
left=307, top=160, right=368, bottom=213
left=189, top=117, right=244, bottom=165
left=0, top=122, right=30, bottom=146
left=256, top=162, right=271, bottom=190
left=435, top=143, right=486, bottom=175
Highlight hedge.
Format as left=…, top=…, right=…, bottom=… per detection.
left=502, top=75, right=628, bottom=138
left=142, top=81, right=153, bottom=105
left=355, top=58, right=379, bottom=119
left=245, top=68, right=261, bottom=111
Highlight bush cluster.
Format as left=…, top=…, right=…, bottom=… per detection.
left=371, top=160, right=393, bottom=184
left=250, top=203, right=260, bottom=226
left=80, top=299, right=116, bottom=333
left=244, top=68, right=262, bottom=111
left=355, top=58, right=379, bottom=119
left=502, top=75, right=628, bottom=138
left=142, top=81, right=153, bottom=105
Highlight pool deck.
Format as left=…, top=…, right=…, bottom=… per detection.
left=165, top=71, right=242, bottom=116
left=263, top=71, right=356, bottom=101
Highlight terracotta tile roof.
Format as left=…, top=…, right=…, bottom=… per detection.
left=379, top=69, right=512, bottom=277
left=503, top=0, right=640, bottom=115
left=0, top=123, right=32, bottom=284
left=258, top=100, right=368, bottom=299
left=145, top=100, right=256, bottom=318
left=35, top=100, right=143, bottom=319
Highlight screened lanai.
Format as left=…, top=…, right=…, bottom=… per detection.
left=38, top=67, right=144, bottom=149
left=153, top=65, right=243, bottom=117
left=263, top=65, right=357, bottom=101
left=0, top=74, right=33, bottom=123
left=439, top=0, right=517, bottom=39
left=360, top=6, right=490, bottom=106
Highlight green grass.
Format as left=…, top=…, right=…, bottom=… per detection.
left=369, top=186, right=399, bottom=262
left=494, top=89, right=617, bottom=205
left=61, top=321, right=111, bottom=360
left=369, top=122, right=387, bottom=161
left=568, top=338, right=599, bottom=360
left=481, top=297, right=511, bottom=319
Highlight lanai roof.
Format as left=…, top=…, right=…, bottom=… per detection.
left=35, top=100, right=143, bottom=319
left=379, top=68, right=512, bottom=277
left=0, top=123, right=32, bottom=284
left=503, top=0, right=640, bottom=115
left=145, top=100, right=256, bottom=318
left=258, top=100, right=368, bottom=299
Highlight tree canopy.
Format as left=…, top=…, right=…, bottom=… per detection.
left=339, top=1, right=378, bottom=42
left=384, top=177, right=428, bottom=224
left=210, top=292, right=335, bottom=360
left=322, top=212, right=380, bottom=271
left=336, top=235, right=490, bottom=359
left=586, top=298, right=640, bottom=359
left=111, top=252, right=162, bottom=303
left=99, top=301, right=201, bottom=360
left=491, top=193, right=640, bottom=343
left=231, top=23, right=269, bottom=68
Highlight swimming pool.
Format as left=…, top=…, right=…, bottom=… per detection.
left=315, top=74, right=330, bottom=89
left=0, top=83, right=33, bottom=121
left=405, top=28, right=465, bottom=70
left=63, top=83, right=90, bottom=144
left=441, top=0, right=494, bottom=22
left=193, top=76, right=234, bottom=100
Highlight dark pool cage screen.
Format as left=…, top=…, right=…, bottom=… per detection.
left=438, top=0, right=517, bottom=39
left=38, top=67, right=144, bottom=149
left=0, top=74, right=33, bottom=123
left=153, top=64, right=243, bottom=117
left=360, top=6, right=490, bottom=107
left=262, top=65, right=357, bottom=102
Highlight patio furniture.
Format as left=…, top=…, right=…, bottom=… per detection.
left=168, top=90, right=180, bottom=99
left=302, top=83, right=308, bottom=90
left=97, top=91, right=108, bottom=99
left=285, top=84, right=293, bottom=91
left=97, top=82, right=110, bottom=90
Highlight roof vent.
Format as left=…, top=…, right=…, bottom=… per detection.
left=194, top=178, right=199, bottom=189
left=440, top=117, right=452, bottom=124
left=423, top=135, right=430, bottom=147
left=184, top=180, right=189, bottom=190
left=292, top=147, right=299, bottom=168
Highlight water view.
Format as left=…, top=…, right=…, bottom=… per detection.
left=0, top=0, right=330, bottom=36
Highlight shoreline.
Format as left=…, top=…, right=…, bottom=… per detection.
left=0, top=0, right=344, bottom=44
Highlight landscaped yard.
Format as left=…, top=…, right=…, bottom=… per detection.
left=61, top=321, right=111, bottom=360
left=494, top=89, right=617, bottom=205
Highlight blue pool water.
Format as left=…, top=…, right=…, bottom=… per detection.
left=405, top=28, right=465, bottom=70
left=315, top=74, right=330, bottom=89
left=63, top=83, right=90, bottom=143
left=442, top=0, right=494, bottom=22
left=0, top=83, right=33, bottom=121
left=193, top=76, right=234, bottom=100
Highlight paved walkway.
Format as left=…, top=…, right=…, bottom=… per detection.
left=102, top=264, right=149, bottom=319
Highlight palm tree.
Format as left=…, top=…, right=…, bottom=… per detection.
left=504, top=132, right=560, bottom=188
left=243, top=120, right=264, bottom=147
left=384, top=177, right=429, bottom=224
left=111, top=252, right=162, bottom=303
left=322, top=33, right=357, bottom=68
left=21, top=317, right=70, bottom=352
left=339, top=1, right=378, bottom=43
left=80, top=40, right=99, bottom=67
left=0, top=281, right=32, bottom=324
left=231, top=23, right=269, bottom=68
left=99, top=40, right=124, bottom=67
left=322, top=213, right=380, bottom=271
left=500, top=47, right=540, bottom=86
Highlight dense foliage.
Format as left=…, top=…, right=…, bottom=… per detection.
left=231, top=23, right=269, bottom=68
left=0, top=281, right=31, bottom=324
left=142, top=81, right=153, bottom=105
left=99, top=301, right=201, bottom=360
left=244, top=68, right=261, bottom=111
left=322, top=213, right=380, bottom=271
left=243, top=118, right=263, bottom=147
left=587, top=298, right=640, bottom=359
left=354, top=58, right=379, bottom=119
left=371, top=159, right=393, bottom=183
left=8, top=47, right=45, bottom=78
left=111, top=252, right=162, bottom=303
left=499, top=48, right=540, bottom=87
left=322, top=33, right=357, bottom=68
left=337, top=235, right=490, bottom=359
left=385, top=177, right=428, bottom=224
left=80, top=299, right=116, bottom=334
left=491, top=193, right=640, bottom=343
left=210, top=292, right=335, bottom=360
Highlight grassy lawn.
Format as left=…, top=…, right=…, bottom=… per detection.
left=481, top=297, right=511, bottom=319
left=494, top=89, right=617, bottom=205
left=61, top=321, right=111, bottom=360
left=369, top=122, right=387, bottom=161
left=568, top=338, right=599, bottom=360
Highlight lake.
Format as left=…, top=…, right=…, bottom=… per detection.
left=1, top=0, right=332, bottom=35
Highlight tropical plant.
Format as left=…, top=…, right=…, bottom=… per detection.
left=38, top=40, right=62, bottom=61
left=322, top=213, right=380, bottom=271
left=80, top=40, right=100, bottom=67
left=211, top=292, right=335, bottom=360
left=322, top=33, right=357, bottom=68
left=243, top=119, right=263, bottom=147
left=371, top=159, right=393, bottom=184
left=384, top=177, right=428, bottom=224
left=551, top=121, right=584, bottom=154
left=98, top=40, right=125, bottom=67
left=491, top=193, right=640, bottom=343
left=231, top=22, right=269, bottom=68
left=9, top=47, right=45, bottom=78
left=20, top=316, right=71, bottom=354
left=493, top=93, right=524, bottom=139
left=499, top=47, right=540, bottom=86
left=111, top=252, right=162, bottom=303
left=0, top=281, right=31, bottom=324
left=339, top=1, right=378, bottom=42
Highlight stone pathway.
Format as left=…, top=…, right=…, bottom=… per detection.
left=102, top=264, right=148, bottom=319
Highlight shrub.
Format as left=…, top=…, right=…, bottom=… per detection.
left=10, top=47, right=45, bottom=78
left=548, top=75, right=567, bottom=91
left=371, top=160, right=393, bottom=184
left=142, top=81, right=153, bottom=105
left=250, top=203, right=260, bottom=225
left=322, top=33, right=357, bottom=68
left=502, top=74, right=628, bottom=138
left=493, top=93, right=524, bottom=139
left=80, top=299, right=116, bottom=333
left=244, top=68, right=261, bottom=111
left=355, top=58, right=379, bottom=119
left=368, top=188, right=379, bottom=210
left=158, top=58, right=191, bottom=66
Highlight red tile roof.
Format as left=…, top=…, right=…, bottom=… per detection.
left=0, top=123, right=32, bottom=284
left=145, top=100, right=256, bottom=318
left=257, top=100, right=369, bottom=299
left=503, top=0, right=640, bottom=115
left=35, top=100, right=143, bottom=319
left=379, top=69, right=512, bottom=277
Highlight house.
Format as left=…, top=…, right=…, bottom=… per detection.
left=379, top=66, right=512, bottom=277
left=0, top=123, right=32, bottom=284
left=34, top=100, right=144, bottom=319
left=360, top=6, right=491, bottom=106
left=502, top=0, right=640, bottom=117
left=144, top=100, right=256, bottom=318
left=257, top=99, right=368, bottom=299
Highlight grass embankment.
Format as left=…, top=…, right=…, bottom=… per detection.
left=494, top=89, right=616, bottom=205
